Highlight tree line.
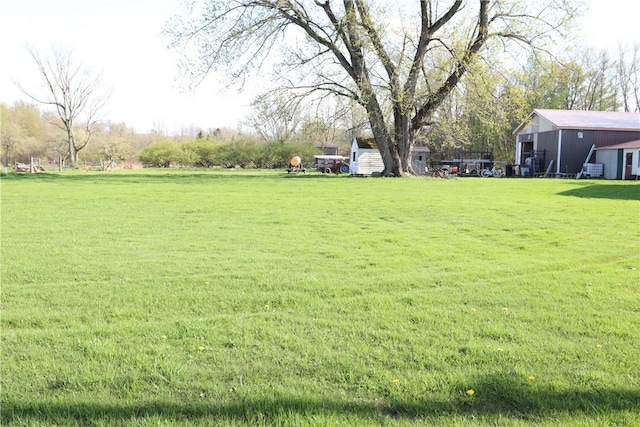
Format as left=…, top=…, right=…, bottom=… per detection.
left=0, top=103, right=322, bottom=170
left=140, top=138, right=320, bottom=169
left=2, top=41, right=638, bottom=171
left=167, top=0, right=640, bottom=176
left=427, top=46, right=640, bottom=161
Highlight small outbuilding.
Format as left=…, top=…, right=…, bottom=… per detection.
left=513, top=109, right=640, bottom=178
left=349, top=137, right=430, bottom=176
left=350, top=137, right=384, bottom=176
left=595, top=140, right=640, bottom=180
left=411, top=146, right=430, bottom=175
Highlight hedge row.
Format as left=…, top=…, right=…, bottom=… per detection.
left=140, top=139, right=321, bottom=169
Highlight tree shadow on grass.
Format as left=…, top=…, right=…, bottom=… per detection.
left=3, top=375, right=638, bottom=424
left=557, top=183, right=640, bottom=201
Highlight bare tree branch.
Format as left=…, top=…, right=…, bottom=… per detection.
left=167, top=0, right=579, bottom=176
left=15, top=46, right=110, bottom=166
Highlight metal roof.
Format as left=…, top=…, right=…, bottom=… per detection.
left=595, top=140, right=640, bottom=150
left=514, top=109, right=640, bottom=134
left=314, top=155, right=347, bottom=159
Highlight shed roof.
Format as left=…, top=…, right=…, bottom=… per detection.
left=514, top=109, right=640, bottom=134
left=595, top=140, right=640, bottom=150
left=412, top=146, right=430, bottom=152
left=354, top=137, right=377, bottom=149
left=314, top=155, right=347, bottom=160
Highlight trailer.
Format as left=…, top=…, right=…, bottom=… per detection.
left=287, top=156, right=306, bottom=173
left=314, top=155, right=349, bottom=173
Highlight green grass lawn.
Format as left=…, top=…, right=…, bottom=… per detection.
left=1, top=170, right=639, bottom=426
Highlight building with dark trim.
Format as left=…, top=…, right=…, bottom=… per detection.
left=513, top=109, right=640, bottom=177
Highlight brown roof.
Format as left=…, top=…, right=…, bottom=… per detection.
left=595, top=140, right=640, bottom=150
left=355, top=137, right=377, bottom=149
left=514, top=109, right=640, bottom=134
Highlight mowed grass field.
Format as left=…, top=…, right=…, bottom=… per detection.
left=1, top=170, right=639, bottom=426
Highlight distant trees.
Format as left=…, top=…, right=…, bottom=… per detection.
left=616, top=43, right=640, bottom=112
left=89, top=122, right=135, bottom=170
left=422, top=44, right=640, bottom=163
left=140, top=140, right=188, bottom=168
left=1, top=98, right=324, bottom=170
left=3, top=38, right=637, bottom=170
left=0, top=103, right=21, bottom=166
left=0, top=101, right=57, bottom=166
left=140, top=138, right=319, bottom=169
left=0, top=101, right=154, bottom=168
left=16, top=47, right=110, bottom=167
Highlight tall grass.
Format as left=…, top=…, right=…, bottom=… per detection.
left=1, top=170, right=639, bottom=426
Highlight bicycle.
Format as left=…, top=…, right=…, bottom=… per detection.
left=480, top=167, right=503, bottom=177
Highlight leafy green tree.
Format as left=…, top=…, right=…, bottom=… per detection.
left=0, top=103, right=20, bottom=166
left=427, top=44, right=627, bottom=165
left=0, top=101, right=51, bottom=166
left=184, top=139, right=218, bottom=167
left=254, top=141, right=319, bottom=168
left=140, top=140, right=188, bottom=168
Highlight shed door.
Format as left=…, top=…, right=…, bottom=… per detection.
left=625, top=153, right=633, bottom=179
left=521, top=141, right=534, bottom=165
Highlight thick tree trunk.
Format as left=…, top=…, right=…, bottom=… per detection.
left=361, top=88, right=399, bottom=176
left=367, top=110, right=418, bottom=177
left=395, top=110, right=416, bottom=176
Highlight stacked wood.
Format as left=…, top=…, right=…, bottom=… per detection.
left=14, top=162, right=45, bottom=173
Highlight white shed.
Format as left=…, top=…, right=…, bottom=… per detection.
left=595, top=140, right=640, bottom=180
left=411, top=146, right=430, bottom=175
left=350, top=137, right=384, bottom=176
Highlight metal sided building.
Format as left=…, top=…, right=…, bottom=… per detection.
left=513, top=109, right=640, bottom=177
left=595, top=140, right=640, bottom=180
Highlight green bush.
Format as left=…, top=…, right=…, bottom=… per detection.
left=140, top=140, right=188, bottom=168
left=141, top=138, right=321, bottom=169
left=256, top=141, right=320, bottom=168
left=183, top=140, right=217, bottom=167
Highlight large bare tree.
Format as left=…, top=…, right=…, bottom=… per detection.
left=16, top=47, right=109, bottom=167
left=245, top=93, right=303, bottom=142
left=168, top=1, right=577, bottom=176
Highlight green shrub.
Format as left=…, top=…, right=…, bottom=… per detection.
left=140, top=140, right=188, bottom=167
left=183, top=140, right=218, bottom=167
left=256, top=141, right=320, bottom=168
left=141, top=138, right=321, bottom=169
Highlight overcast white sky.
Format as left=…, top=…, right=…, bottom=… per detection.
left=0, top=0, right=639, bottom=134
